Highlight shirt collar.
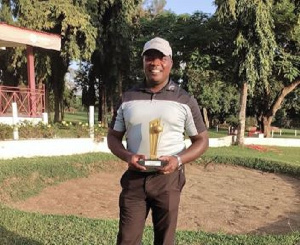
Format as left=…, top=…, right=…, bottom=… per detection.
left=137, top=79, right=178, bottom=93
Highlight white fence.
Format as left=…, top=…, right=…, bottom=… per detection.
left=0, top=136, right=299, bottom=160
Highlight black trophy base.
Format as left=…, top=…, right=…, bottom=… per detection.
left=138, top=159, right=167, bottom=170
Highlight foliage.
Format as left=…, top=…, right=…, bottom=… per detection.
left=187, top=69, right=239, bottom=124
left=0, top=0, right=97, bottom=122
left=143, top=0, right=166, bottom=16
left=250, top=0, right=300, bottom=134
left=75, top=62, right=97, bottom=111
left=0, top=123, right=12, bottom=140
left=215, top=0, right=278, bottom=143
left=225, top=115, right=239, bottom=127
left=1, top=0, right=299, bottom=137
left=83, top=0, right=143, bottom=124
left=216, top=0, right=276, bottom=90
left=135, top=12, right=240, bottom=126
left=273, top=91, right=300, bottom=128
left=0, top=120, right=107, bottom=141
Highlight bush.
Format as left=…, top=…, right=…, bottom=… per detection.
left=225, top=115, right=239, bottom=127
left=0, top=123, right=13, bottom=140
left=0, top=121, right=107, bottom=140
left=245, top=117, right=257, bottom=127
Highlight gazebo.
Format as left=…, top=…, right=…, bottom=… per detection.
left=0, top=22, right=61, bottom=124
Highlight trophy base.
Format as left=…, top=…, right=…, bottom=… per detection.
left=138, top=159, right=167, bottom=169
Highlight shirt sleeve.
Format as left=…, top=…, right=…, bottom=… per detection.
left=185, top=96, right=207, bottom=136
left=109, top=99, right=126, bottom=132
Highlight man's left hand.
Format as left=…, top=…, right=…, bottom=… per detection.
left=157, top=155, right=180, bottom=174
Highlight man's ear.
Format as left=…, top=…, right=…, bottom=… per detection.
left=170, top=58, right=173, bottom=67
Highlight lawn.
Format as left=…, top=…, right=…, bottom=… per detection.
left=0, top=146, right=299, bottom=244
left=64, top=111, right=99, bottom=123
left=1, top=205, right=299, bottom=245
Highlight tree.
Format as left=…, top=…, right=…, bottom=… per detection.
left=253, top=0, right=300, bottom=136
left=143, top=0, right=166, bottom=15
left=85, top=0, right=143, bottom=125
left=0, top=0, right=96, bottom=122
left=171, top=13, right=239, bottom=127
left=215, top=0, right=277, bottom=144
left=131, top=11, right=239, bottom=128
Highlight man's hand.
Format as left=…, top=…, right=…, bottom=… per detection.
left=108, top=128, right=147, bottom=171
left=157, top=155, right=180, bottom=174
left=127, top=154, right=147, bottom=171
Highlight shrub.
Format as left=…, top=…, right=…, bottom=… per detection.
left=0, top=121, right=107, bottom=140
left=0, top=123, right=13, bottom=140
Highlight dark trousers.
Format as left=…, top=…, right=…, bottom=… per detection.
left=117, top=168, right=186, bottom=245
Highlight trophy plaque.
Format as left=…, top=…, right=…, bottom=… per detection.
left=138, top=119, right=167, bottom=169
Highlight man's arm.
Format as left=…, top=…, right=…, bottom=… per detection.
left=159, top=130, right=209, bottom=174
left=181, top=130, right=209, bottom=164
left=107, top=128, right=128, bottom=162
left=107, top=128, right=146, bottom=171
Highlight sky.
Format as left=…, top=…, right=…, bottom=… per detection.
left=164, top=0, right=216, bottom=15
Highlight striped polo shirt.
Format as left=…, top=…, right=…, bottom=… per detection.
left=110, top=80, right=206, bottom=158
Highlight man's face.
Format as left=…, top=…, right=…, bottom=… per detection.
left=143, top=49, right=173, bottom=86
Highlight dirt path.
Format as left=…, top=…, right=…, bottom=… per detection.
left=11, top=163, right=300, bottom=234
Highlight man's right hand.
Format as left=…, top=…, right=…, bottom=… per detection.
left=107, top=128, right=147, bottom=171
left=127, top=154, right=147, bottom=171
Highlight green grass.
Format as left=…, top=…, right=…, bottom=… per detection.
left=203, top=146, right=300, bottom=166
left=200, top=146, right=300, bottom=177
left=272, top=128, right=300, bottom=138
left=0, top=153, right=117, bottom=201
left=64, top=111, right=99, bottom=123
left=208, top=128, right=229, bottom=138
left=0, top=148, right=299, bottom=244
left=0, top=205, right=299, bottom=245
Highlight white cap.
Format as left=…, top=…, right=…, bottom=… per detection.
left=142, top=37, right=172, bottom=57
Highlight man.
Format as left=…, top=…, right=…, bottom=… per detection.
left=107, top=37, right=209, bottom=245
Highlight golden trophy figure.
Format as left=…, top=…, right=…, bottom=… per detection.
left=138, top=118, right=167, bottom=169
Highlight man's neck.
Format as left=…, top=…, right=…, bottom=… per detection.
left=147, top=78, right=169, bottom=93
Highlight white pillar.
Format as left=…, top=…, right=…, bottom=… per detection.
left=12, top=102, right=19, bottom=140
left=42, top=112, right=48, bottom=124
left=89, top=106, right=94, bottom=139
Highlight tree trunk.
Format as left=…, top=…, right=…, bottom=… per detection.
left=98, top=84, right=103, bottom=123
left=102, top=86, right=107, bottom=127
left=118, top=72, right=123, bottom=98
left=54, top=91, right=61, bottom=122
left=236, top=82, right=248, bottom=145
left=202, top=108, right=209, bottom=128
left=263, top=116, right=272, bottom=137
left=99, top=87, right=104, bottom=124
left=44, top=83, right=51, bottom=122
left=61, top=100, right=64, bottom=120
left=263, top=79, right=300, bottom=137
left=52, top=55, right=67, bottom=123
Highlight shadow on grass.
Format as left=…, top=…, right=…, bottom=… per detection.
left=0, top=225, right=42, bottom=245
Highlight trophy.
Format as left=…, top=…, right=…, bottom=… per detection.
left=138, top=118, right=167, bottom=169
